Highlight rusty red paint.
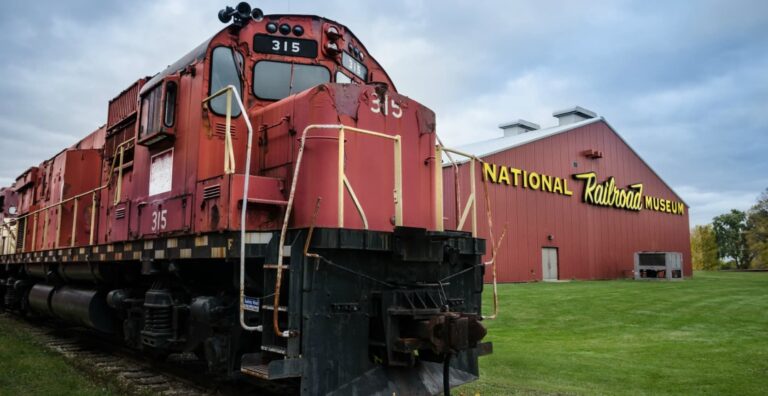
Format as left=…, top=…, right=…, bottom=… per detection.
left=2, top=14, right=438, bottom=252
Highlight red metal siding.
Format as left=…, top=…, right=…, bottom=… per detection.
left=107, top=79, right=145, bottom=130
left=444, top=121, right=692, bottom=282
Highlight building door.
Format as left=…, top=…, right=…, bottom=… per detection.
left=541, top=247, right=559, bottom=281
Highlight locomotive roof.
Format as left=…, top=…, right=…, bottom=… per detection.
left=141, top=37, right=212, bottom=95
left=140, top=14, right=395, bottom=96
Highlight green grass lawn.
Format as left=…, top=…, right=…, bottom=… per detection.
left=0, top=316, right=113, bottom=396
left=459, top=271, right=768, bottom=395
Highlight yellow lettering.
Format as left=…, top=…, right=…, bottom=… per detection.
left=595, top=184, right=605, bottom=204
left=645, top=195, right=653, bottom=210
left=618, top=190, right=627, bottom=208
left=553, top=178, right=564, bottom=194
left=564, top=179, right=573, bottom=196
left=573, top=173, right=642, bottom=212
left=678, top=202, right=685, bottom=215
left=522, top=170, right=529, bottom=189
left=498, top=166, right=511, bottom=185
left=631, top=184, right=643, bottom=210
left=541, top=174, right=553, bottom=192
left=529, top=172, right=541, bottom=190
left=605, top=177, right=616, bottom=205
left=574, top=172, right=597, bottom=203
left=510, top=168, right=522, bottom=186
left=483, top=162, right=498, bottom=183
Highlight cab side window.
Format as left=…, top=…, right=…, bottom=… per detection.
left=139, top=85, right=163, bottom=137
left=209, top=47, right=243, bottom=116
left=163, top=82, right=177, bottom=127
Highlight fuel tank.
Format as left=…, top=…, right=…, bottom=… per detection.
left=27, top=284, right=116, bottom=333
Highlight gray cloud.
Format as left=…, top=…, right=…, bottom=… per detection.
left=0, top=0, right=765, bottom=227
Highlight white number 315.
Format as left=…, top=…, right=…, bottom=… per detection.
left=152, top=209, right=168, bottom=232
left=370, top=92, right=403, bottom=119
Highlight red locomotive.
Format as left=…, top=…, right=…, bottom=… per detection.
left=0, top=4, right=490, bottom=395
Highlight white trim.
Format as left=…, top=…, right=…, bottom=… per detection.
left=148, top=148, right=174, bottom=197
left=443, top=118, right=601, bottom=163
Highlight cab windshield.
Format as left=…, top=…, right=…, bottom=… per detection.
left=252, top=61, right=330, bottom=101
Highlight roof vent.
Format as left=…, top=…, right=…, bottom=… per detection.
left=498, top=119, right=541, bottom=137
left=553, top=106, right=597, bottom=126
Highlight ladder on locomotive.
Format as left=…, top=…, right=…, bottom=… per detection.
left=203, top=86, right=301, bottom=380
left=240, top=232, right=303, bottom=380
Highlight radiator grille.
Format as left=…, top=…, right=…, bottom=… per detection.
left=16, top=218, right=26, bottom=251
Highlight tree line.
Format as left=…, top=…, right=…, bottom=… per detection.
left=691, top=188, right=768, bottom=270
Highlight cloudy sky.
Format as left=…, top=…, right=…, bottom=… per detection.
left=0, top=0, right=766, bottom=225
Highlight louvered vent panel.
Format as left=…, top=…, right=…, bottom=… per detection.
left=203, top=184, right=221, bottom=200
left=115, top=207, right=127, bottom=219
left=214, top=123, right=237, bottom=139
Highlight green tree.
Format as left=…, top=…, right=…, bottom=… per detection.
left=745, top=189, right=768, bottom=268
left=690, top=225, right=720, bottom=270
left=712, top=210, right=753, bottom=269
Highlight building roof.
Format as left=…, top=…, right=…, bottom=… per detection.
left=442, top=117, right=688, bottom=206
left=552, top=105, right=597, bottom=119
left=498, top=119, right=540, bottom=131
left=446, top=117, right=602, bottom=161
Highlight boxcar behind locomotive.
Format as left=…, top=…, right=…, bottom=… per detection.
left=0, top=4, right=491, bottom=395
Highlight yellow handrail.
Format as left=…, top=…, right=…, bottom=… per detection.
left=438, top=146, right=479, bottom=237
left=334, top=125, right=402, bottom=228
left=202, top=86, right=238, bottom=175
left=272, top=123, right=402, bottom=338
left=113, top=145, right=125, bottom=205
left=435, top=144, right=506, bottom=320
left=202, top=85, right=260, bottom=335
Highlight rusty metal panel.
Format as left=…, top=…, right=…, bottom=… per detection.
left=35, top=150, right=104, bottom=249
left=194, top=176, right=230, bottom=233
left=444, top=121, right=692, bottom=282
left=107, top=79, right=146, bottom=130
left=136, top=194, right=192, bottom=238
left=72, top=126, right=106, bottom=150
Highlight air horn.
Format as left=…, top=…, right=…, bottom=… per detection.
left=218, top=2, right=263, bottom=27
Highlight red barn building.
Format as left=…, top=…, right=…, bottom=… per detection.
left=443, top=106, right=691, bottom=282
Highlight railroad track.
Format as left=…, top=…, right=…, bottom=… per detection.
left=1, top=313, right=294, bottom=396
